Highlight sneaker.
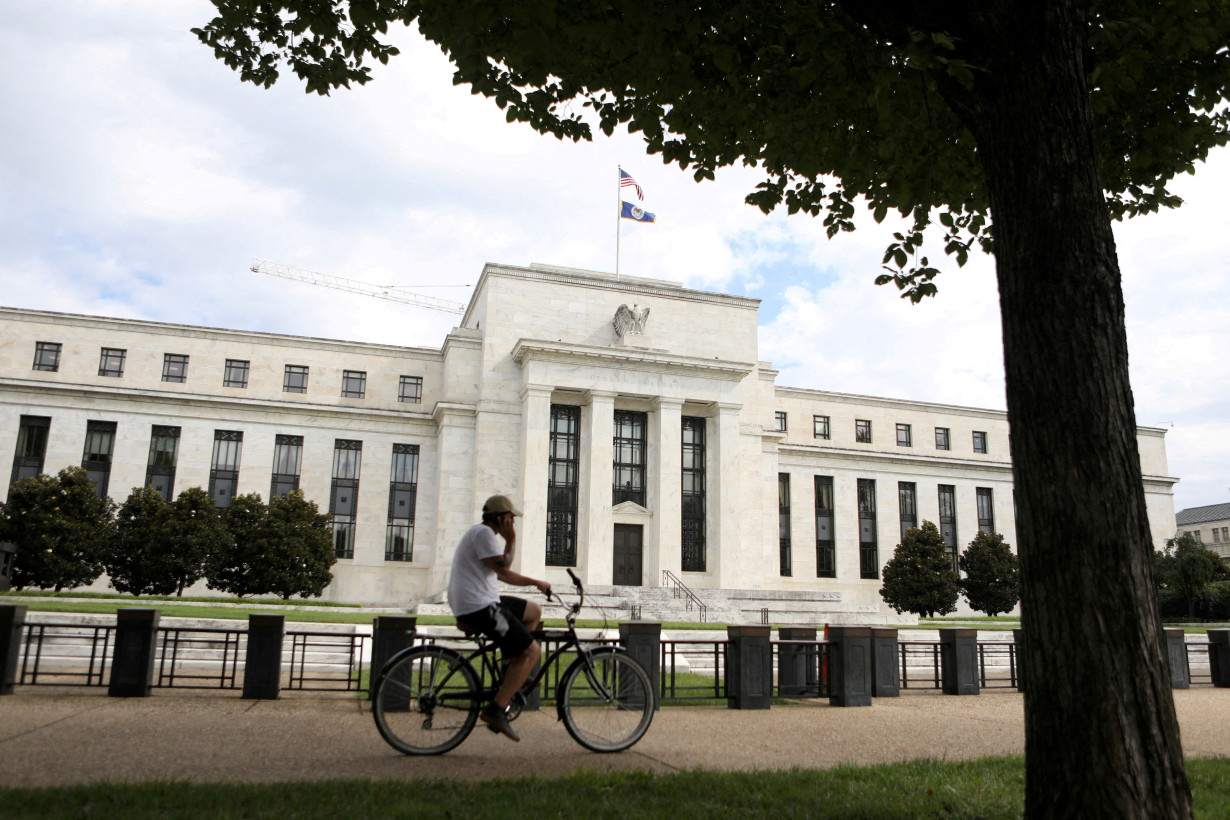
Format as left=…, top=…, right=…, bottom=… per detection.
left=479, top=703, right=520, bottom=742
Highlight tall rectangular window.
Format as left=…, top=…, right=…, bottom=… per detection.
left=779, top=473, right=792, bottom=576
left=145, top=425, right=180, bottom=500
left=855, top=419, right=872, bottom=443
left=858, top=479, right=878, bottom=579
left=977, top=487, right=995, bottom=533
left=899, top=481, right=917, bottom=541
left=33, top=342, right=61, bottom=372
left=223, top=359, right=249, bottom=388
left=162, top=354, right=189, bottom=383
left=341, top=370, right=366, bottom=398
left=973, top=431, right=988, bottom=453
left=209, top=430, right=243, bottom=509
left=814, top=476, right=835, bottom=578
left=330, top=440, right=362, bottom=558
left=82, top=421, right=117, bottom=498
left=935, top=427, right=950, bottom=450
left=98, top=347, right=126, bottom=377
left=11, top=416, right=51, bottom=486
left=774, top=411, right=788, bottom=432
left=938, top=484, right=958, bottom=569
left=896, top=423, right=912, bottom=447
left=283, top=365, right=309, bottom=393
left=547, top=405, right=581, bottom=566
left=681, top=416, right=707, bottom=572
left=613, top=410, right=647, bottom=506
left=813, top=415, right=830, bottom=440
left=398, top=376, right=423, bottom=404
left=270, top=434, right=303, bottom=498
left=386, top=444, right=419, bottom=561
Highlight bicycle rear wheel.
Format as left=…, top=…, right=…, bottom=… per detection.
left=372, top=645, right=480, bottom=755
left=557, top=647, right=655, bottom=752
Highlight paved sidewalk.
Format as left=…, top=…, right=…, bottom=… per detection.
left=1, top=688, right=1227, bottom=787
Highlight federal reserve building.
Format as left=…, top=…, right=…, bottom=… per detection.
left=0, top=263, right=1178, bottom=622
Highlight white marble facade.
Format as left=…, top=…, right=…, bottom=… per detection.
left=0, top=263, right=1179, bottom=617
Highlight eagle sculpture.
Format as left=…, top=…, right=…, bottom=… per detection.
left=613, top=303, right=651, bottom=337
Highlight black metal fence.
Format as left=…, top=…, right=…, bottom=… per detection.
left=5, top=614, right=1220, bottom=700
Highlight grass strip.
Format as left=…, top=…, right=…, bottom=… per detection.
left=2, top=757, right=1228, bottom=820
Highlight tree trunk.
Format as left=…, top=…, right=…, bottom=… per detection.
left=959, top=3, right=1191, bottom=817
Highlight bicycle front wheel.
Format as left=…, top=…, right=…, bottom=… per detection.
left=557, top=647, right=655, bottom=752
left=372, top=645, right=480, bottom=755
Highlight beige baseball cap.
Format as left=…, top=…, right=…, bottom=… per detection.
left=482, top=494, right=522, bottom=516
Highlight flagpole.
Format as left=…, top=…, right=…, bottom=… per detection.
left=615, top=165, right=622, bottom=277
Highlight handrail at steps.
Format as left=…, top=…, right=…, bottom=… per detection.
left=661, top=570, right=708, bottom=623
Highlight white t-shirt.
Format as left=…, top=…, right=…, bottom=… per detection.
left=447, top=523, right=505, bottom=617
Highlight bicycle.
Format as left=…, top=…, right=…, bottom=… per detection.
left=371, top=568, right=656, bottom=755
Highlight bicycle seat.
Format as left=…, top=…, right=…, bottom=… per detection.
left=454, top=619, right=482, bottom=637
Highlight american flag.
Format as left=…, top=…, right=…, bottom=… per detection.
left=620, top=169, right=643, bottom=201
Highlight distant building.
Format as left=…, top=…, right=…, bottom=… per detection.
left=1176, top=502, right=1230, bottom=563
left=0, top=263, right=1180, bottom=620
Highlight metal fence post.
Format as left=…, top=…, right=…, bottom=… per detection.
left=777, top=627, right=818, bottom=697
left=871, top=627, right=899, bottom=697
left=725, top=625, right=772, bottom=709
left=243, top=614, right=286, bottom=700
left=1208, top=630, right=1230, bottom=688
left=1, top=604, right=26, bottom=695
left=1164, top=628, right=1190, bottom=690
left=0, top=542, right=15, bottom=591
left=827, top=625, right=873, bottom=707
left=368, top=616, right=417, bottom=700
left=619, top=621, right=662, bottom=710
left=108, top=608, right=160, bottom=697
left=940, top=628, right=979, bottom=695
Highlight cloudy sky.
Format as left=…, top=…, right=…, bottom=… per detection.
left=2, top=2, right=1227, bottom=513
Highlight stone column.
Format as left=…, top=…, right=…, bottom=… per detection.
left=428, top=402, right=478, bottom=594
left=651, top=397, right=683, bottom=583
left=827, top=625, right=873, bottom=707
left=109, top=609, right=160, bottom=698
left=1, top=604, right=26, bottom=695
left=619, top=621, right=662, bottom=710
left=710, top=403, right=743, bottom=586
left=368, top=615, right=418, bottom=699
left=870, top=627, right=900, bottom=697
left=1164, top=628, right=1190, bottom=689
left=243, top=614, right=285, bottom=700
left=725, top=625, right=772, bottom=709
left=940, top=628, right=980, bottom=695
left=1208, top=629, right=1230, bottom=688
left=517, top=384, right=553, bottom=580
left=582, top=391, right=616, bottom=585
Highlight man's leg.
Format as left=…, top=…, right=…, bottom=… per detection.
left=493, top=640, right=540, bottom=709
left=521, top=599, right=543, bottom=632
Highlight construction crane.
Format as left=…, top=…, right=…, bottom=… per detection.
left=250, top=260, right=467, bottom=315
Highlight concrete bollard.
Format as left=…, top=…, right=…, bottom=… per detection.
left=109, top=608, right=160, bottom=697
left=619, top=621, right=662, bottom=710
left=368, top=616, right=418, bottom=700
left=1164, top=628, right=1190, bottom=689
left=1, top=604, right=27, bottom=695
left=1012, top=629, right=1026, bottom=692
left=243, top=614, right=286, bottom=700
left=871, top=627, right=900, bottom=698
left=1208, top=630, right=1230, bottom=688
left=940, top=628, right=979, bottom=696
left=827, top=625, right=873, bottom=707
left=777, top=627, right=819, bottom=697
left=725, top=625, right=772, bottom=709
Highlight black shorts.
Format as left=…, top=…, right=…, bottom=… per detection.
left=456, top=596, right=534, bottom=659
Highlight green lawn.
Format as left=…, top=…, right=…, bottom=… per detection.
left=2, top=757, right=1228, bottom=819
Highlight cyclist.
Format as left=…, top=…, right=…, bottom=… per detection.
left=447, top=494, right=551, bottom=741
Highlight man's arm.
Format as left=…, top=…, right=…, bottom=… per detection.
left=483, top=556, right=550, bottom=595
